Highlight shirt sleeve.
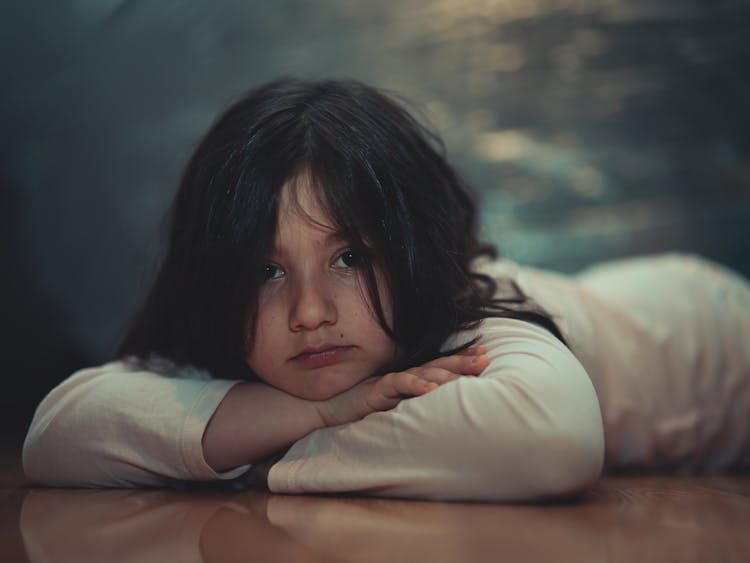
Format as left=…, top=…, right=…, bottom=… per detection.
left=267, top=318, right=605, bottom=502
left=22, top=361, right=246, bottom=487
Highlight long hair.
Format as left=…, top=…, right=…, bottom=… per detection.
left=119, top=78, right=563, bottom=378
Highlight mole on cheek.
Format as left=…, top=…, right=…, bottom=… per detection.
left=340, top=333, right=344, bottom=339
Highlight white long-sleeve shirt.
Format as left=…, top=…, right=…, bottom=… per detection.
left=22, top=253, right=750, bottom=500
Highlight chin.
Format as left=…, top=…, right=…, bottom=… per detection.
left=295, top=372, right=365, bottom=402
left=294, top=382, right=352, bottom=402
left=294, top=388, right=339, bottom=401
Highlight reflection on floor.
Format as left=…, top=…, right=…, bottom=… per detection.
left=4, top=471, right=750, bottom=562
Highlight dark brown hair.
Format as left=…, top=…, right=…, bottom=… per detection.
left=119, top=78, right=562, bottom=378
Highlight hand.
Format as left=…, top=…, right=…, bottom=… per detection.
left=316, top=346, right=490, bottom=427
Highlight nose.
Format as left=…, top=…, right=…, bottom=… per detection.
left=289, top=276, right=337, bottom=332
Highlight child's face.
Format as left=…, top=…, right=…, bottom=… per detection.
left=245, top=175, right=398, bottom=400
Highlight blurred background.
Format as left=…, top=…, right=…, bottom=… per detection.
left=2, top=0, right=749, bottom=432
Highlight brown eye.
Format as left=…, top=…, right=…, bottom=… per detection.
left=262, top=263, right=284, bottom=281
left=335, top=250, right=365, bottom=268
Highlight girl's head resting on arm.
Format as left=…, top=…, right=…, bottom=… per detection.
left=245, top=170, right=399, bottom=399
left=119, top=78, right=548, bottom=396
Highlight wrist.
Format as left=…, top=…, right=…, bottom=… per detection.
left=313, top=400, right=334, bottom=428
left=203, top=382, right=331, bottom=472
left=314, top=380, right=374, bottom=427
left=314, top=396, right=351, bottom=428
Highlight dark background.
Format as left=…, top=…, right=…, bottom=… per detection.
left=2, top=1, right=749, bottom=434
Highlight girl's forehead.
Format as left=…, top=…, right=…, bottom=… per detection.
left=276, top=173, right=339, bottom=238
left=274, top=168, right=374, bottom=251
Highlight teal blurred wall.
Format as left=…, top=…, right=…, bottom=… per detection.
left=2, top=0, right=749, bottom=418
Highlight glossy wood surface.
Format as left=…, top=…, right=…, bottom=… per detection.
left=1, top=442, right=748, bottom=563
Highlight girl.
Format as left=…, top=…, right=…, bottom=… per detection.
left=23, top=79, right=750, bottom=501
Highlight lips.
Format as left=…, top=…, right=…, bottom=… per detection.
left=291, top=344, right=354, bottom=368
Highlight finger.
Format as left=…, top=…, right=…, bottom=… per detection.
left=365, top=375, right=408, bottom=411
left=365, top=371, right=437, bottom=412
left=373, top=371, right=436, bottom=402
left=406, top=366, right=461, bottom=385
left=455, top=345, right=487, bottom=356
left=422, top=353, right=490, bottom=375
left=367, top=368, right=459, bottom=411
left=387, top=366, right=465, bottom=394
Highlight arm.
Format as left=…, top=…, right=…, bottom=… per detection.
left=22, top=361, right=243, bottom=487
left=23, top=355, right=484, bottom=487
left=266, top=318, right=605, bottom=502
left=204, top=351, right=489, bottom=471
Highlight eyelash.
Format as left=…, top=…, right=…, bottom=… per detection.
left=261, top=249, right=366, bottom=281
left=262, top=263, right=284, bottom=281
left=334, top=249, right=364, bottom=268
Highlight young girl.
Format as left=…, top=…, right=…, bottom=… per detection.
left=23, top=79, right=750, bottom=501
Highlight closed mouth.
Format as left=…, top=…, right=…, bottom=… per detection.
left=291, top=344, right=354, bottom=367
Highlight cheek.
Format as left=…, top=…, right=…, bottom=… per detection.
left=244, top=307, right=279, bottom=371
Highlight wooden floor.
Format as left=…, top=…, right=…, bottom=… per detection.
left=1, top=442, right=749, bottom=562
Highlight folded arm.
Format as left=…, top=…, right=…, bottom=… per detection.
left=23, top=318, right=603, bottom=499
left=22, top=362, right=242, bottom=487
left=22, top=353, right=483, bottom=487
left=266, top=318, right=605, bottom=502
